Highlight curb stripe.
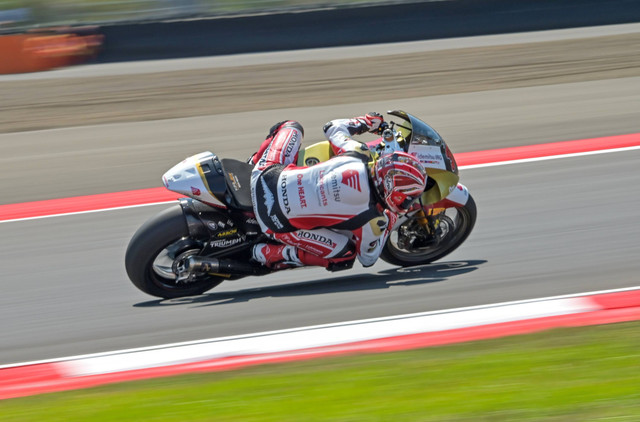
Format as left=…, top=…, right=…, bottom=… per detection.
left=0, top=187, right=180, bottom=222
left=1, top=289, right=639, bottom=400
left=454, top=133, right=640, bottom=166
left=1, top=133, right=639, bottom=223
left=62, top=298, right=593, bottom=377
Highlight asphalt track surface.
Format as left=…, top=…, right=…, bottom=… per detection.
left=1, top=25, right=640, bottom=366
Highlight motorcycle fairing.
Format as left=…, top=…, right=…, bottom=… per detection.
left=163, top=151, right=228, bottom=208
left=179, top=198, right=260, bottom=255
left=179, top=198, right=233, bottom=240
left=388, top=110, right=457, bottom=169
left=219, top=158, right=254, bottom=212
left=297, top=140, right=334, bottom=167
left=388, top=110, right=445, bottom=149
left=420, top=169, right=460, bottom=205
left=424, top=183, right=470, bottom=210
left=177, top=198, right=259, bottom=278
left=388, top=110, right=460, bottom=204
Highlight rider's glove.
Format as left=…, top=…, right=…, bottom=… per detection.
left=381, top=208, right=398, bottom=234
left=358, top=112, right=384, bottom=133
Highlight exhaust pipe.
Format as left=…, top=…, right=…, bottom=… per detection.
left=181, top=256, right=267, bottom=276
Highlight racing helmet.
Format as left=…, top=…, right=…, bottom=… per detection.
left=372, top=152, right=428, bottom=214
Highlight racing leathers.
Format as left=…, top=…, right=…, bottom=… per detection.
left=250, top=114, right=397, bottom=270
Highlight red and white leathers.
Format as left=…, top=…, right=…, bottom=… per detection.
left=250, top=115, right=396, bottom=269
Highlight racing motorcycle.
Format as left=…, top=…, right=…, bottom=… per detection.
left=125, top=110, right=477, bottom=299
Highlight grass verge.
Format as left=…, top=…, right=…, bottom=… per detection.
left=1, top=321, right=640, bottom=421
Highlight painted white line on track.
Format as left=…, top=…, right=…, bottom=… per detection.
left=461, top=145, right=640, bottom=169
left=2, top=144, right=638, bottom=224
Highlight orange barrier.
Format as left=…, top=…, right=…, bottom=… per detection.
left=0, top=31, right=103, bottom=74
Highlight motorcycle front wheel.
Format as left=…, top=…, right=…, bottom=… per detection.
left=125, top=205, right=224, bottom=299
left=380, top=194, right=477, bottom=267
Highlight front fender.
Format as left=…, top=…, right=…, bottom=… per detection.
left=424, top=183, right=470, bottom=209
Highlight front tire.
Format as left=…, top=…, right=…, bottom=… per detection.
left=125, top=205, right=224, bottom=299
left=380, top=194, right=477, bottom=267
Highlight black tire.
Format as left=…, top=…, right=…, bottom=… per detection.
left=125, top=205, right=224, bottom=299
left=380, top=194, right=477, bottom=267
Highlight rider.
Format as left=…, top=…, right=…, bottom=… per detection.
left=249, top=113, right=428, bottom=270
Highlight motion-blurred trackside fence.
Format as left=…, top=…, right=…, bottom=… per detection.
left=2, top=0, right=640, bottom=72
left=1, top=0, right=391, bottom=30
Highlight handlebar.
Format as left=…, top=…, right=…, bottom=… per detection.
left=372, top=121, right=390, bottom=135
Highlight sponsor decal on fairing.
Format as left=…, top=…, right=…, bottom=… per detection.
left=408, top=145, right=446, bottom=170
left=210, top=237, right=245, bottom=248
left=216, top=228, right=238, bottom=238
left=228, top=173, right=241, bottom=191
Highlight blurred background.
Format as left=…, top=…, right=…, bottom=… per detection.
left=2, top=0, right=388, bottom=28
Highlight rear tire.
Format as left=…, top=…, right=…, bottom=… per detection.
left=125, top=205, right=224, bottom=299
left=380, top=194, right=477, bottom=267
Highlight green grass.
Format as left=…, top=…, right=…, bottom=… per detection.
left=2, top=321, right=640, bottom=421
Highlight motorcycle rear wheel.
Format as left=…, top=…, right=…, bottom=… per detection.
left=380, top=194, right=477, bottom=267
left=125, top=204, right=224, bottom=299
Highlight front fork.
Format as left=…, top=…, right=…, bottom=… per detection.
left=393, top=183, right=471, bottom=247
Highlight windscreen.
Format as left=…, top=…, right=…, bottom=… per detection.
left=388, top=110, right=457, bottom=174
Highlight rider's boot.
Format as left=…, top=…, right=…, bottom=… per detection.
left=252, top=243, right=302, bottom=269
left=252, top=243, right=355, bottom=270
